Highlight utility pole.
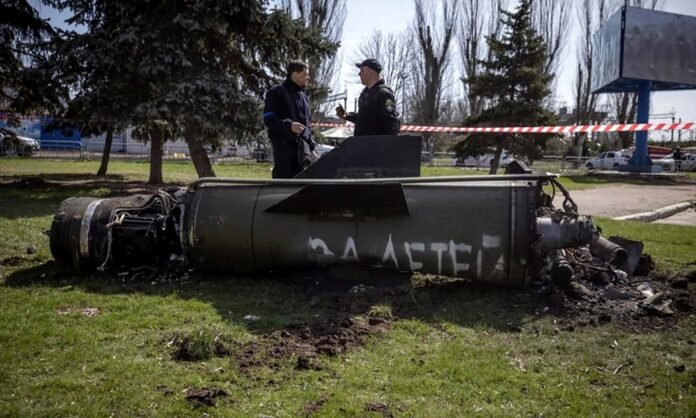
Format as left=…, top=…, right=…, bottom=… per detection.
left=678, top=117, right=682, bottom=144
left=670, top=110, right=675, bottom=144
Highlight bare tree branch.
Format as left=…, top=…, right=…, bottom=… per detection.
left=572, top=0, right=609, bottom=155
left=458, top=0, right=506, bottom=118
left=410, top=0, right=459, bottom=125
left=406, top=0, right=459, bottom=157
left=530, top=0, right=571, bottom=93
left=352, top=30, right=410, bottom=100
left=282, top=0, right=347, bottom=111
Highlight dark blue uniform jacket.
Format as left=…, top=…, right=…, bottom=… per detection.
left=263, top=79, right=315, bottom=148
left=345, top=79, right=401, bottom=136
left=263, top=79, right=316, bottom=178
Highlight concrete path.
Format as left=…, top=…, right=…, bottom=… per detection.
left=553, top=183, right=696, bottom=226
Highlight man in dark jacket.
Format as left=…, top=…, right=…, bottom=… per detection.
left=673, top=147, right=683, bottom=171
left=336, top=58, right=400, bottom=136
left=263, top=60, right=317, bottom=178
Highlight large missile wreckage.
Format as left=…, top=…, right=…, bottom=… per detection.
left=50, top=135, right=605, bottom=287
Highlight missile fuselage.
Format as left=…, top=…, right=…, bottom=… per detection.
left=50, top=176, right=593, bottom=288
left=49, top=136, right=594, bottom=287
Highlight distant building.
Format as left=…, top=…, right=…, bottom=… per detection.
left=82, top=128, right=188, bottom=155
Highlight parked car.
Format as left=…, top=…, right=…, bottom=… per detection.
left=585, top=150, right=629, bottom=170
left=0, top=128, right=40, bottom=156
left=656, top=153, right=696, bottom=172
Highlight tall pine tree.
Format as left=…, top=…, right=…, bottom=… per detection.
left=0, top=1, right=64, bottom=124
left=49, top=0, right=336, bottom=183
left=455, top=0, right=555, bottom=174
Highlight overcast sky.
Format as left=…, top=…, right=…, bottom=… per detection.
left=337, top=0, right=696, bottom=138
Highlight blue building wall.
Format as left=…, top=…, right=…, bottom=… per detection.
left=0, top=114, right=82, bottom=150
left=39, top=117, right=82, bottom=150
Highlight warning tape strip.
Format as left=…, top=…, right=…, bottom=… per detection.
left=3, top=113, right=693, bottom=133
left=313, top=121, right=695, bottom=133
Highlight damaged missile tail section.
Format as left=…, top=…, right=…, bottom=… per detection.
left=49, top=135, right=595, bottom=287
left=50, top=190, right=185, bottom=272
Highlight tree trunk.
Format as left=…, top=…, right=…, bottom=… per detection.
left=575, top=133, right=586, bottom=158
left=148, top=126, right=164, bottom=185
left=96, top=127, right=114, bottom=176
left=184, top=125, right=216, bottom=178
left=616, top=92, right=638, bottom=149
left=489, top=140, right=504, bottom=174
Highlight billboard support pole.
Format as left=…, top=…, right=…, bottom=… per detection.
left=631, top=80, right=652, bottom=166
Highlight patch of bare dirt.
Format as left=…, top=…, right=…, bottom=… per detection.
left=184, top=387, right=228, bottom=407
left=156, top=262, right=694, bottom=374
left=365, top=402, right=394, bottom=418
left=7, top=177, right=49, bottom=188
left=114, top=245, right=692, bottom=373
left=0, top=256, right=26, bottom=267
left=168, top=333, right=230, bottom=362
left=155, top=384, right=174, bottom=396
left=236, top=313, right=391, bottom=372
left=303, top=395, right=329, bottom=416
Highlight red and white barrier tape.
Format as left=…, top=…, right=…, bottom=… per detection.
left=313, top=121, right=695, bottom=133
left=3, top=113, right=693, bottom=133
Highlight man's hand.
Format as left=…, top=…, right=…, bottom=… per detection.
left=290, top=122, right=305, bottom=134
left=335, top=104, right=347, bottom=120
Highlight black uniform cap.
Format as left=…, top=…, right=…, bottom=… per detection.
left=355, top=59, right=382, bottom=73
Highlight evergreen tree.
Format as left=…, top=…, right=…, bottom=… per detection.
left=49, top=0, right=336, bottom=183
left=454, top=0, right=556, bottom=174
left=0, top=1, right=64, bottom=124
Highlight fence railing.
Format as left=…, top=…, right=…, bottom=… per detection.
left=2, top=140, right=273, bottom=163
left=2, top=140, right=615, bottom=173
left=423, top=152, right=592, bottom=173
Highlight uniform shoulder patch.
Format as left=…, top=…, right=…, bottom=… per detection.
left=384, top=98, right=396, bottom=113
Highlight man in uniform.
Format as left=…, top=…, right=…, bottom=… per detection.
left=336, top=59, right=400, bottom=136
left=673, top=147, right=683, bottom=172
left=263, top=60, right=317, bottom=178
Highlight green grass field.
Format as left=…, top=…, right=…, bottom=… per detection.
left=1, top=157, right=683, bottom=190
left=0, top=158, right=694, bottom=416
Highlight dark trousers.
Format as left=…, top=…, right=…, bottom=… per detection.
left=271, top=139, right=302, bottom=179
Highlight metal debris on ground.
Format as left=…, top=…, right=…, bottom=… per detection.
left=533, top=233, right=694, bottom=330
